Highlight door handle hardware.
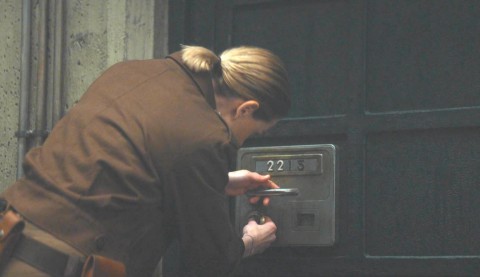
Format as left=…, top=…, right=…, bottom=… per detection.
left=247, top=210, right=266, bottom=225
left=246, top=188, right=299, bottom=197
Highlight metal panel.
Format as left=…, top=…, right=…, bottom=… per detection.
left=235, top=145, right=337, bottom=246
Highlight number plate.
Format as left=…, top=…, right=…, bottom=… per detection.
left=253, top=154, right=322, bottom=175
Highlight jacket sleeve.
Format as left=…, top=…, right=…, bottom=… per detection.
left=165, top=141, right=244, bottom=276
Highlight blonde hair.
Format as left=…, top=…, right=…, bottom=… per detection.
left=181, top=45, right=291, bottom=121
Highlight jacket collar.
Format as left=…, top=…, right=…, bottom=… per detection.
left=166, top=51, right=217, bottom=111
left=166, top=51, right=239, bottom=148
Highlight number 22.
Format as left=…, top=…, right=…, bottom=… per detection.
left=267, top=160, right=284, bottom=172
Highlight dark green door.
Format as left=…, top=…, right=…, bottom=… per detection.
left=165, top=0, right=480, bottom=275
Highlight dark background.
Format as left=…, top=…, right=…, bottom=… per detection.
left=160, top=0, right=480, bottom=275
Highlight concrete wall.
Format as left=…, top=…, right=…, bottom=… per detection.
left=0, top=0, right=165, bottom=189
left=63, top=0, right=158, bottom=108
left=0, top=0, right=22, bottom=187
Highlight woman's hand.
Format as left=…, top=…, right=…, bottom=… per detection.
left=226, top=170, right=279, bottom=205
left=242, top=217, right=277, bottom=257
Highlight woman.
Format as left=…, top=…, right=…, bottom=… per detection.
left=0, top=45, right=291, bottom=276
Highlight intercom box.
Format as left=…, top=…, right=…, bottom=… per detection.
left=234, top=144, right=338, bottom=246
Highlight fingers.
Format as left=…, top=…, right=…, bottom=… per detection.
left=263, top=197, right=270, bottom=206
left=248, top=196, right=272, bottom=206
left=243, top=216, right=277, bottom=256
left=249, top=196, right=260, bottom=204
left=247, top=218, right=258, bottom=226
left=248, top=178, right=279, bottom=206
left=266, top=179, right=279, bottom=189
left=254, top=176, right=278, bottom=189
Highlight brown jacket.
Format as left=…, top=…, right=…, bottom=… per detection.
left=2, top=52, right=244, bottom=276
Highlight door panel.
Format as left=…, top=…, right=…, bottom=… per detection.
left=366, top=0, right=480, bottom=112
left=366, top=128, right=480, bottom=256
left=165, top=0, right=480, bottom=275
left=228, top=1, right=358, bottom=117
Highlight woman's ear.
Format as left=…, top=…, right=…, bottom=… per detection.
left=234, top=100, right=259, bottom=118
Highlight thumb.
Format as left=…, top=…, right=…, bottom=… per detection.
left=254, top=173, right=270, bottom=182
